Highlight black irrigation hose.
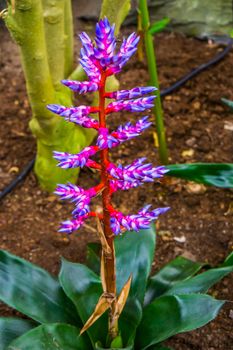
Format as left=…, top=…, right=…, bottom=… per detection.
left=160, top=39, right=233, bottom=97
left=0, top=39, right=232, bottom=202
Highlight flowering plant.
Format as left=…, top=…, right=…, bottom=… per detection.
left=0, top=18, right=232, bottom=350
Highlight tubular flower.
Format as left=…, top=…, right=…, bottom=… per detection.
left=61, top=80, right=99, bottom=94
left=106, top=86, right=157, bottom=100
left=107, top=159, right=169, bottom=183
left=53, top=146, right=98, bottom=168
left=110, top=206, right=170, bottom=235
left=49, top=18, right=169, bottom=235
left=96, top=117, right=152, bottom=149
left=106, top=96, right=155, bottom=113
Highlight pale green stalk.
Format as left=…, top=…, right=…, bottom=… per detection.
left=4, top=0, right=87, bottom=191
left=64, top=0, right=74, bottom=78
left=139, top=0, right=168, bottom=164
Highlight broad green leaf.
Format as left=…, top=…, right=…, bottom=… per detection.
left=87, top=226, right=156, bottom=302
left=165, top=163, right=233, bottom=188
left=95, top=340, right=134, bottom=349
left=221, top=97, right=233, bottom=110
left=86, top=242, right=101, bottom=275
left=144, top=256, right=203, bottom=305
left=223, top=251, right=233, bottom=266
left=149, top=18, right=170, bottom=35
left=84, top=227, right=155, bottom=344
left=164, top=266, right=233, bottom=295
left=136, top=294, right=224, bottom=349
left=0, top=318, right=35, bottom=350
left=7, top=323, right=91, bottom=350
left=59, top=260, right=106, bottom=345
left=148, top=344, right=173, bottom=350
left=0, top=250, right=79, bottom=325
left=115, top=225, right=156, bottom=302
left=116, top=226, right=156, bottom=344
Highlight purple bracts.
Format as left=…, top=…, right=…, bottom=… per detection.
left=49, top=17, right=169, bottom=235
left=108, top=86, right=157, bottom=100
left=107, top=159, right=169, bottom=183
left=55, top=183, right=85, bottom=202
left=47, top=104, right=92, bottom=118
left=62, top=80, right=99, bottom=94
left=107, top=96, right=155, bottom=113
left=53, top=146, right=98, bottom=168
left=59, top=217, right=87, bottom=234
left=97, top=117, right=152, bottom=149
left=110, top=205, right=170, bottom=235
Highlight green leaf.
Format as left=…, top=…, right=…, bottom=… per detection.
left=116, top=226, right=156, bottom=344
left=86, top=242, right=101, bottom=275
left=87, top=226, right=156, bottom=302
left=59, top=260, right=107, bottom=345
left=148, top=344, right=173, bottom=350
left=221, top=98, right=233, bottom=111
left=7, top=323, right=91, bottom=350
left=149, top=18, right=170, bottom=35
left=85, top=227, right=156, bottom=340
left=144, top=256, right=203, bottom=305
left=95, top=341, right=134, bottom=349
left=223, top=251, right=233, bottom=267
left=136, top=294, right=224, bottom=349
left=0, top=250, right=79, bottom=325
left=0, top=318, right=35, bottom=350
left=164, top=266, right=233, bottom=295
left=115, top=225, right=156, bottom=302
left=165, top=163, right=233, bottom=188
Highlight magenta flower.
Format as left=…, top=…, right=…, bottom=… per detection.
left=48, top=18, right=169, bottom=235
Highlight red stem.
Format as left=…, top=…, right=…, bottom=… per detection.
left=99, top=72, right=118, bottom=339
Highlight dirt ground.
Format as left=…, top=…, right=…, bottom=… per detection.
left=0, top=14, right=233, bottom=350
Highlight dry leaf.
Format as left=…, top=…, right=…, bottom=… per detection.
left=80, top=293, right=114, bottom=335
left=100, top=252, right=107, bottom=293
left=153, top=132, right=159, bottom=148
left=115, top=275, right=132, bottom=317
left=9, top=166, right=19, bottom=173
left=96, top=217, right=112, bottom=256
left=181, top=149, right=194, bottom=158
left=224, top=121, right=233, bottom=131
left=185, top=183, right=206, bottom=194
left=174, top=235, right=186, bottom=243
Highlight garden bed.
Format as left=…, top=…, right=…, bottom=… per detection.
left=0, top=18, right=233, bottom=350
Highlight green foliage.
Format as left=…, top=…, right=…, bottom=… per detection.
left=59, top=260, right=107, bottom=346
left=136, top=294, right=224, bottom=349
left=0, top=318, right=35, bottom=349
left=149, top=18, right=170, bottom=35
left=3, top=0, right=130, bottom=191
left=0, top=237, right=232, bottom=349
left=165, top=163, right=233, bottom=188
left=0, top=250, right=79, bottom=325
left=144, top=256, right=203, bottom=304
left=7, top=324, right=91, bottom=350
left=100, top=0, right=131, bottom=34
left=221, top=97, right=233, bottom=111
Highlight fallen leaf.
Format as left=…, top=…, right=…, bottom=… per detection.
left=181, top=149, right=194, bottom=158
left=153, top=132, right=159, bottom=148
left=185, top=182, right=206, bottom=194
left=174, top=235, right=186, bottom=243
left=9, top=166, right=19, bottom=173
left=224, top=121, right=233, bottom=131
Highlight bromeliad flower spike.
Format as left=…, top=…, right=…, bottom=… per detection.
left=48, top=17, right=169, bottom=343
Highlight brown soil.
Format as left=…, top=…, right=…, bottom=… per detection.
left=0, top=16, right=233, bottom=350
